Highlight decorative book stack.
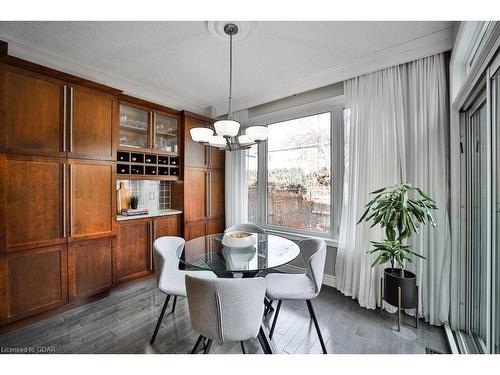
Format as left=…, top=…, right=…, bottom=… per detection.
left=121, top=208, right=149, bottom=216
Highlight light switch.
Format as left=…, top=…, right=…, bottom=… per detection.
left=149, top=192, right=155, bottom=200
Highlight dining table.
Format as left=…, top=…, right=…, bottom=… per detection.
left=176, top=232, right=300, bottom=353
left=176, top=232, right=300, bottom=278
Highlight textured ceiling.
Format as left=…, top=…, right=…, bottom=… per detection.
left=0, top=21, right=452, bottom=115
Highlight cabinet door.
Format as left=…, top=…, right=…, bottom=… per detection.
left=68, top=237, right=114, bottom=301
left=0, top=245, right=68, bottom=325
left=184, top=168, right=207, bottom=222
left=154, top=215, right=181, bottom=239
left=119, top=103, right=150, bottom=150
left=184, top=116, right=208, bottom=168
left=184, top=221, right=206, bottom=241
left=154, top=112, right=179, bottom=154
left=209, top=148, right=225, bottom=169
left=70, top=85, right=116, bottom=160
left=0, top=65, right=65, bottom=156
left=70, top=161, right=114, bottom=239
left=116, top=220, right=151, bottom=283
left=1, top=155, right=66, bottom=252
left=207, top=218, right=225, bottom=235
left=209, top=169, right=225, bottom=219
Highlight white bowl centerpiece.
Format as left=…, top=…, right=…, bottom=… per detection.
left=221, top=231, right=257, bottom=248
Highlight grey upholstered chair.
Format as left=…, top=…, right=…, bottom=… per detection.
left=264, top=238, right=327, bottom=354
left=150, top=236, right=216, bottom=344
left=185, top=275, right=272, bottom=354
left=224, top=223, right=266, bottom=234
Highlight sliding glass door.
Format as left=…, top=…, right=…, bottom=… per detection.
left=467, top=100, right=488, bottom=349
left=460, top=58, right=500, bottom=353
left=493, top=67, right=500, bottom=354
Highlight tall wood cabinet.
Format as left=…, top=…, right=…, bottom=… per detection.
left=182, top=112, right=225, bottom=240
left=0, top=59, right=119, bottom=329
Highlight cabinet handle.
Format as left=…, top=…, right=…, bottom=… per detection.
left=152, top=112, right=156, bottom=150
left=62, top=163, right=67, bottom=237
left=206, top=172, right=210, bottom=218
left=69, top=164, right=74, bottom=237
left=209, top=172, right=212, bottom=217
left=69, top=87, right=74, bottom=152
left=150, top=222, right=154, bottom=270
left=63, top=85, right=67, bottom=152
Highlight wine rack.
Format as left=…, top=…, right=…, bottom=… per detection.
left=116, top=150, right=180, bottom=179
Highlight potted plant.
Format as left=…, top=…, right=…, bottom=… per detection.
left=129, top=194, right=139, bottom=210
left=357, top=183, right=436, bottom=316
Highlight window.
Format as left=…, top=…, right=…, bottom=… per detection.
left=245, top=103, right=344, bottom=240
left=266, top=112, right=331, bottom=233
left=246, top=144, right=258, bottom=223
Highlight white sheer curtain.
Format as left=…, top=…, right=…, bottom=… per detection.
left=225, top=109, right=249, bottom=227
left=336, top=53, right=451, bottom=325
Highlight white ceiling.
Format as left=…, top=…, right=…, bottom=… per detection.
left=0, top=21, right=453, bottom=116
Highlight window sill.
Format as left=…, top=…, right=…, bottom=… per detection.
left=264, top=227, right=339, bottom=248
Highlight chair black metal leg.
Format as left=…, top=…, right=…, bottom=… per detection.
left=306, top=299, right=327, bottom=354
left=171, top=295, right=177, bottom=313
left=240, top=341, right=246, bottom=354
left=191, top=335, right=204, bottom=354
left=257, top=327, right=273, bottom=354
left=150, top=294, right=171, bottom=344
left=269, top=300, right=282, bottom=339
left=203, top=339, right=213, bottom=354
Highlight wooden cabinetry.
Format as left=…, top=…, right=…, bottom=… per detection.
left=116, top=220, right=151, bottom=283
left=0, top=154, right=66, bottom=252
left=0, top=65, right=117, bottom=160
left=182, top=112, right=225, bottom=240
left=116, top=215, right=181, bottom=283
left=69, top=160, right=115, bottom=240
left=153, top=215, right=181, bottom=239
left=208, top=169, right=225, bottom=219
left=68, top=237, right=114, bottom=301
left=69, top=85, right=116, bottom=160
left=0, top=245, right=68, bottom=324
left=0, top=65, right=66, bottom=156
left=184, top=221, right=207, bottom=241
left=184, top=115, right=209, bottom=168
left=184, top=169, right=207, bottom=222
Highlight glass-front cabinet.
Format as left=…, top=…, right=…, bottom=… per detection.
left=119, top=102, right=179, bottom=155
left=119, top=104, right=149, bottom=149
left=154, top=113, right=178, bottom=154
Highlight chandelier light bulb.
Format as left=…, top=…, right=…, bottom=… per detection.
left=190, top=127, right=214, bottom=143
left=246, top=126, right=268, bottom=141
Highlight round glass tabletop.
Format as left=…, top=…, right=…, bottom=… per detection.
left=177, top=233, right=300, bottom=275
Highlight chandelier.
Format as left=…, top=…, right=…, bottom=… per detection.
left=189, top=23, right=268, bottom=151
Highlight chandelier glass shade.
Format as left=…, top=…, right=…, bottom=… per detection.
left=189, top=23, right=268, bottom=152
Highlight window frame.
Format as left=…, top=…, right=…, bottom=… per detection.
left=247, top=96, right=345, bottom=245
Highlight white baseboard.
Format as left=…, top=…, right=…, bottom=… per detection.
left=277, top=264, right=336, bottom=288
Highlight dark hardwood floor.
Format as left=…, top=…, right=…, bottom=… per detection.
left=0, top=278, right=449, bottom=354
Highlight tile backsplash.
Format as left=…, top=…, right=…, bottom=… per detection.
left=117, top=180, right=171, bottom=211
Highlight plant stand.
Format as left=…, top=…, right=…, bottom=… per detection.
left=380, top=277, right=419, bottom=332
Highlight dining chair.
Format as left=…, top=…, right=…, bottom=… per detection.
left=150, top=236, right=217, bottom=344
left=225, top=223, right=266, bottom=234
left=185, top=275, right=273, bottom=354
left=264, top=238, right=327, bottom=354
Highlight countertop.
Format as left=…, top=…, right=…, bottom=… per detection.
left=116, top=209, right=182, bottom=221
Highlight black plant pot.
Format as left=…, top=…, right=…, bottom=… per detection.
left=130, top=201, right=138, bottom=209
left=383, top=268, right=416, bottom=309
